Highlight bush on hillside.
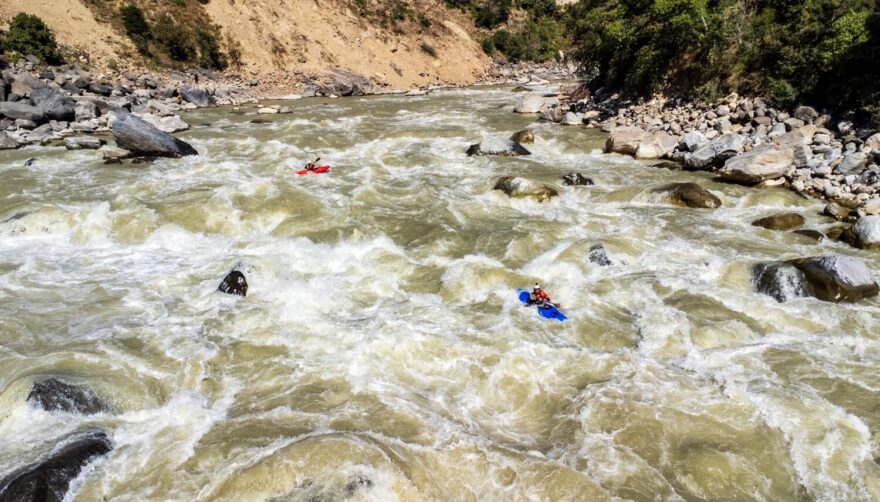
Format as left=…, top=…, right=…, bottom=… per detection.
left=475, top=0, right=512, bottom=29
left=2, top=13, right=63, bottom=64
left=196, top=29, right=227, bottom=70
left=153, top=15, right=196, bottom=62
left=120, top=4, right=151, bottom=54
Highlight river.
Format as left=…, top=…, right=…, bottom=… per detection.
left=1, top=85, right=879, bottom=501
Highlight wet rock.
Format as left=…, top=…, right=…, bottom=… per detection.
left=0, top=102, right=46, bottom=123
left=63, top=136, right=104, bottom=150
left=466, top=137, right=530, bottom=156
left=840, top=215, right=880, bottom=250
left=511, top=86, right=530, bottom=92
left=752, top=262, right=809, bottom=302
left=790, top=254, right=879, bottom=302
left=751, top=213, right=805, bottom=230
left=605, top=126, right=651, bottom=155
left=180, top=86, right=215, bottom=107
left=510, top=129, right=534, bottom=144
left=514, top=95, right=557, bottom=114
left=685, top=133, right=745, bottom=170
left=561, top=111, right=583, bottom=125
left=539, top=107, right=564, bottom=123
left=793, top=229, right=824, bottom=241
left=493, top=176, right=557, bottom=201
left=112, top=112, right=197, bottom=158
left=345, top=475, right=373, bottom=496
left=635, top=131, right=678, bottom=159
left=588, top=244, right=612, bottom=266
left=0, top=430, right=112, bottom=502
left=31, top=88, right=76, bottom=122
left=27, top=378, right=108, bottom=415
left=651, top=161, right=681, bottom=170
left=561, top=172, right=594, bottom=186
left=824, top=202, right=851, bottom=221
left=649, top=183, right=721, bottom=209
left=218, top=270, right=248, bottom=296
left=0, top=132, right=18, bottom=150
left=826, top=225, right=850, bottom=240
left=100, top=146, right=130, bottom=161
left=719, top=144, right=794, bottom=185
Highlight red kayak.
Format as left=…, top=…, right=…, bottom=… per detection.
left=296, top=165, right=331, bottom=175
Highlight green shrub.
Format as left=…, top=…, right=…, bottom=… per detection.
left=196, top=29, right=227, bottom=69
left=2, top=13, right=63, bottom=64
left=153, top=15, right=195, bottom=62
left=418, top=13, right=432, bottom=28
left=475, top=0, right=512, bottom=29
left=481, top=36, right=494, bottom=55
left=120, top=4, right=151, bottom=54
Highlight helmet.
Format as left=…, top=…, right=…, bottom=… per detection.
left=533, top=284, right=541, bottom=291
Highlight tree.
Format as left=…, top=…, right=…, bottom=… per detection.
left=2, top=13, right=63, bottom=64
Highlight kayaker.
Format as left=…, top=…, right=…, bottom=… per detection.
left=303, top=157, right=320, bottom=171
left=529, top=284, right=556, bottom=308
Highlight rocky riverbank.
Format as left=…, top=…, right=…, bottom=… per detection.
left=514, top=87, right=880, bottom=251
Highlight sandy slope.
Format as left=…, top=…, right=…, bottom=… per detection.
left=1, top=0, right=491, bottom=91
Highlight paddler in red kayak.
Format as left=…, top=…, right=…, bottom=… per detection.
left=302, top=157, right=320, bottom=172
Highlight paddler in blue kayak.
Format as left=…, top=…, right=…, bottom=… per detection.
left=528, top=284, right=557, bottom=309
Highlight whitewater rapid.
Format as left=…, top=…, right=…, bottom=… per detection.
left=1, top=85, right=879, bottom=501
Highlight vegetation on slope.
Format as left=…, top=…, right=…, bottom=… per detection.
left=567, top=0, right=880, bottom=119
left=0, top=13, right=64, bottom=64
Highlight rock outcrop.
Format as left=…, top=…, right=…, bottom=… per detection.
left=719, top=144, right=794, bottom=184
left=112, top=112, right=197, bottom=158
left=218, top=271, right=248, bottom=297
left=753, top=254, right=879, bottom=303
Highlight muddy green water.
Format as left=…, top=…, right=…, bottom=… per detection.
left=1, top=85, right=879, bottom=501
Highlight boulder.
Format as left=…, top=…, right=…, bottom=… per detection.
left=793, top=229, right=824, bottom=241
left=648, top=183, right=721, bottom=209
left=864, top=132, right=880, bottom=153
left=840, top=215, right=880, bottom=250
left=0, top=102, right=45, bottom=123
left=588, top=244, right=612, bottom=267
left=310, top=69, right=371, bottom=97
left=605, top=126, right=651, bottom=155
left=751, top=212, right=805, bottom=230
left=824, top=202, right=851, bottom=221
left=101, top=146, right=131, bottom=161
left=685, top=133, right=745, bottom=170
left=510, top=129, right=534, bottom=144
left=466, top=136, right=530, bottom=157
left=539, top=107, right=564, bottom=123
left=514, top=95, right=557, bottom=114
left=180, top=86, right=216, bottom=107
left=0, top=430, right=112, bottom=502
left=0, top=132, right=18, bottom=150
left=493, top=177, right=558, bottom=201
left=112, top=112, right=197, bottom=158
left=561, top=172, right=594, bottom=186
left=30, top=88, right=76, bottom=122
left=218, top=270, right=248, bottom=296
left=561, top=112, right=583, bottom=125
left=681, top=131, right=707, bottom=152
left=753, top=254, right=879, bottom=302
left=87, top=82, right=112, bottom=96
left=9, top=73, right=44, bottom=97
left=635, top=131, right=678, bottom=159
left=793, top=105, right=818, bottom=123
left=27, top=378, right=109, bottom=414
left=63, top=136, right=104, bottom=150
left=74, top=101, right=97, bottom=122
left=140, top=114, right=189, bottom=133
left=511, top=86, right=530, bottom=92
left=836, top=152, right=869, bottom=175
left=719, top=144, right=794, bottom=185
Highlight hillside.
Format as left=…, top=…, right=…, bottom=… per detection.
left=0, top=0, right=493, bottom=92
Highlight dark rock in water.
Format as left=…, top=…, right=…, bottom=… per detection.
left=30, top=87, right=76, bottom=122
left=752, top=262, right=809, bottom=302
left=466, top=137, right=531, bottom=157
left=511, top=86, right=530, bottom=92
left=24, top=158, right=36, bottom=167
left=649, top=183, right=721, bottom=209
left=112, top=112, right=197, bottom=158
left=751, top=213, right=805, bottom=230
left=27, top=378, right=109, bottom=415
left=345, top=475, right=373, bottom=496
left=493, top=177, right=557, bottom=201
left=588, top=244, right=612, bottom=267
left=180, top=86, right=216, bottom=107
left=250, top=119, right=271, bottom=124
left=793, top=229, right=824, bottom=241
left=753, top=254, right=879, bottom=303
left=826, top=225, right=849, bottom=240
left=652, top=161, right=681, bottom=170
left=562, top=172, right=594, bottom=186
left=824, top=202, right=851, bottom=221
left=219, top=271, right=248, bottom=297
left=510, top=129, right=534, bottom=144
left=0, top=430, right=112, bottom=502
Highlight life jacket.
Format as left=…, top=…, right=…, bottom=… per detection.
left=534, top=290, right=550, bottom=302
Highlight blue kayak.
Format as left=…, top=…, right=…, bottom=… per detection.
left=517, top=290, right=568, bottom=322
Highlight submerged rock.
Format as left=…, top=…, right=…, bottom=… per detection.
left=751, top=213, right=805, bottom=230
left=753, top=254, right=879, bottom=303
left=493, top=177, right=557, bottom=201
left=510, top=129, right=534, bottom=144
left=27, top=378, right=109, bottom=415
left=112, top=112, right=197, bottom=158
left=649, top=183, right=721, bottom=209
left=588, top=244, right=613, bottom=267
left=466, top=137, right=531, bottom=156
left=0, top=430, right=112, bottom=502
left=793, top=229, right=824, bottom=241
left=561, top=172, right=594, bottom=186
left=840, top=216, right=880, bottom=250
left=218, top=271, right=248, bottom=297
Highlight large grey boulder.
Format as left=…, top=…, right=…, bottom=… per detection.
left=753, top=254, right=879, bottom=303
left=27, top=378, right=109, bottom=415
left=605, top=126, right=651, bottom=155
left=466, top=136, right=530, bottom=156
left=9, top=73, right=45, bottom=97
left=635, top=131, right=678, bottom=159
left=63, top=136, right=104, bottom=150
left=719, top=144, right=794, bottom=184
left=180, top=85, right=215, bottom=107
left=836, top=152, right=869, bottom=175
left=30, top=87, right=76, bottom=122
left=681, top=131, right=707, bottom=152
left=685, top=133, right=745, bottom=170
left=648, top=183, right=721, bottom=209
left=308, top=69, right=371, bottom=97
left=493, top=177, right=557, bottom=201
left=514, top=95, right=558, bottom=114
left=0, top=102, right=45, bottom=123
left=841, top=215, right=880, bottom=250
left=0, top=132, right=18, bottom=150
left=140, top=114, right=189, bottom=133
left=0, top=430, right=112, bottom=502
left=112, top=112, right=197, bottom=158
